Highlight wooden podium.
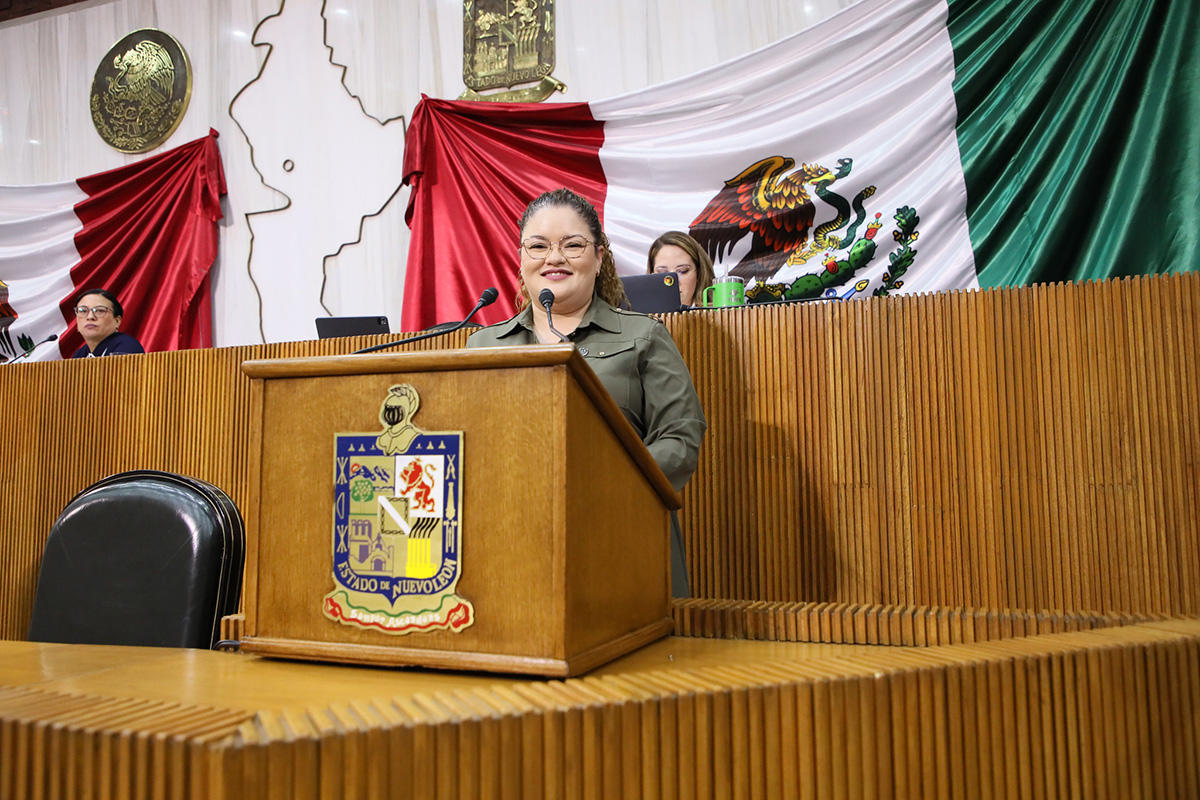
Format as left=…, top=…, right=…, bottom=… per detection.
left=238, top=344, right=678, bottom=676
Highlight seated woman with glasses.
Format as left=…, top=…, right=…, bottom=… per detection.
left=71, top=288, right=145, bottom=358
left=466, top=188, right=706, bottom=596
left=646, top=231, right=714, bottom=307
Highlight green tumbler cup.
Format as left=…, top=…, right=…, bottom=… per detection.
left=702, top=276, right=746, bottom=308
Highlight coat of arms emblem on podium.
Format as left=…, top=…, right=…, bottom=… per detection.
left=323, top=384, right=474, bottom=634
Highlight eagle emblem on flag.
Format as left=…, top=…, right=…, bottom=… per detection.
left=324, top=384, right=474, bottom=635
left=690, top=155, right=921, bottom=301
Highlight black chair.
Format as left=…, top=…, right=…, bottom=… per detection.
left=28, top=470, right=245, bottom=649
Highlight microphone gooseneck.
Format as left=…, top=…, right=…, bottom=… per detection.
left=353, top=288, right=499, bottom=354
left=538, top=289, right=569, bottom=343
left=3, top=333, right=58, bottom=365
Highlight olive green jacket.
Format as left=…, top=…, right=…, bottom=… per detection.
left=465, top=298, right=707, bottom=493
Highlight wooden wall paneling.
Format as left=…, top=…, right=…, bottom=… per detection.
left=1150, top=277, right=1195, bottom=612
left=953, top=291, right=978, bottom=611
left=1181, top=638, right=1200, bottom=795
left=696, top=309, right=721, bottom=600
left=623, top=672, right=678, bottom=800
left=1122, top=280, right=1159, bottom=615
left=722, top=307, right=750, bottom=601
left=6, top=276, right=1200, bottom=643
left=901, top=293, right=930, bottom=609
left=769, top=303, right=793, bottom=601
left=1176, top=277, right=1200, bottom=613
left=928, top=290, right=957, bottom=610
left=859, top=299, right=884, bottom=610
left=1087, top=279, right=1124, bottom=613
left=864, top=296, right=890, bottom=612
left=1019, top=286, right=1053, bottom=612
left=928, top=292, right=957, bottom=613
left=747, top=305, right=769, bottom=601
left=799, top=302, right=827, bottom=603
left=1101, top=279, right=1138, bottom=610
left=1, top=362, right=34, bottom=639
left=1037, top=283, right=1069, bottom=611
left=1157, top=277, right=1194, bottom=610
left=957, top=289, right=985, bottom=609
left=1123, top=642, right=1150, bottom=798
left=1044, top=282, right=1081, bottom=613
left=998, top=285, right=1030, bottom=612
left=824, top=300, right=854, bottom=606
left=484, top=685, right=544, bottom=799
left=1136, top=278, right=1170, bottom=610
left=976, top=289, right=1006, bottom=610
left=1166, top=638, right=1198, bottom=796
left=1120, top=277, right=1156, bottom=613
left=1121, top=278, right=1161, bottom=612
left=627, top=667, right=696, bottom=799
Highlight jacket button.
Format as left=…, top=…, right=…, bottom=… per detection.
left=578, top=346, right=589, bottom=356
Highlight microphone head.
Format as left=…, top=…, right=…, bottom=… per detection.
left=538, top=288, right=555, bottom=309
left=46, top=334, right=58, bottom=342
left=480, top=287, right=499, bottom=305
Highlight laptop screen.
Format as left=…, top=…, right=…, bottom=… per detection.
left=620, top=273, right=683, bottom=314
left=315, top=316, right=390, bottom=339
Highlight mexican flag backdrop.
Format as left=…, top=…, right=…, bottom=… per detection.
left=401, top=0, right=1198, bottom=330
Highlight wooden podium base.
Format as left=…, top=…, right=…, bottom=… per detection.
left=240, top=616, right=673, bottom=677
left=239, top=348, right=681, bottom=677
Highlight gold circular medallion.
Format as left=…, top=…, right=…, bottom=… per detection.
left=90, top=29, right=192, bottom=154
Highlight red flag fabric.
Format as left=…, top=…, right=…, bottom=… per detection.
left=58, top=130, right=227, bottom=357
left=401, top=96, right=605, bottom=331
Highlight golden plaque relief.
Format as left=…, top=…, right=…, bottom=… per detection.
left=460, top=0, right=566, bottom=102
left=90, top=29, right=192, bottom=153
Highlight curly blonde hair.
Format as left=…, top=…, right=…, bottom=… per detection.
left=515, top=188, right=629, bottom=311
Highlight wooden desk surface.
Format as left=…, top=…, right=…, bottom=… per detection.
left=0, top=636, right=885, bottom=713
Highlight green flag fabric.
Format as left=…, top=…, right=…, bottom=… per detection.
left=950, top=0, right=1200, bottom=286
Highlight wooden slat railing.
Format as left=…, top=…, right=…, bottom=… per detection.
left=2, top=274, right=1198, bottom=639
left=666, top=274, right=1200, bottom=610
left=3, top=621, right=1199, bottom=799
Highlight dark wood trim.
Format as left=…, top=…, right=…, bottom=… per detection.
left=0, top=0, right=99, bottom=24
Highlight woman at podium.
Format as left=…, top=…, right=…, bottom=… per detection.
left=467, top=188, right=706, bottom=596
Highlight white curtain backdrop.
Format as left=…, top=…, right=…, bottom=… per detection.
left=0, top=0, right=856, bottom=343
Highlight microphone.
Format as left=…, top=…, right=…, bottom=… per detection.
left=354, top=288, right=499, bottom=354
left=3, top=334, right=58, bottom=365
left=538, top=289, right=569, bottom=343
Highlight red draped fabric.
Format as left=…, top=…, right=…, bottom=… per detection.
left=57, top=130, right=227, bottom=356
left=401, top=96, right=605, bottom=331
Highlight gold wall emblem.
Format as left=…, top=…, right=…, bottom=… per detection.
left=90, top=29, right=192, bottom=153
left=460, top=0, right=565, bottom=102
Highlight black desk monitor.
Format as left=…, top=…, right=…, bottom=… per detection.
left=315, top=316, right=390, bottom=339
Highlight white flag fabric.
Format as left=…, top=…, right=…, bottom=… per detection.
left=596, top=0, right=976, bottom=299
left=0, top=182, right=87, bottom=361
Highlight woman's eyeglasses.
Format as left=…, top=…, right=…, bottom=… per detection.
left=521, top=237, right=594, bottom=261
left=75, top=306, right=114, bottom=317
